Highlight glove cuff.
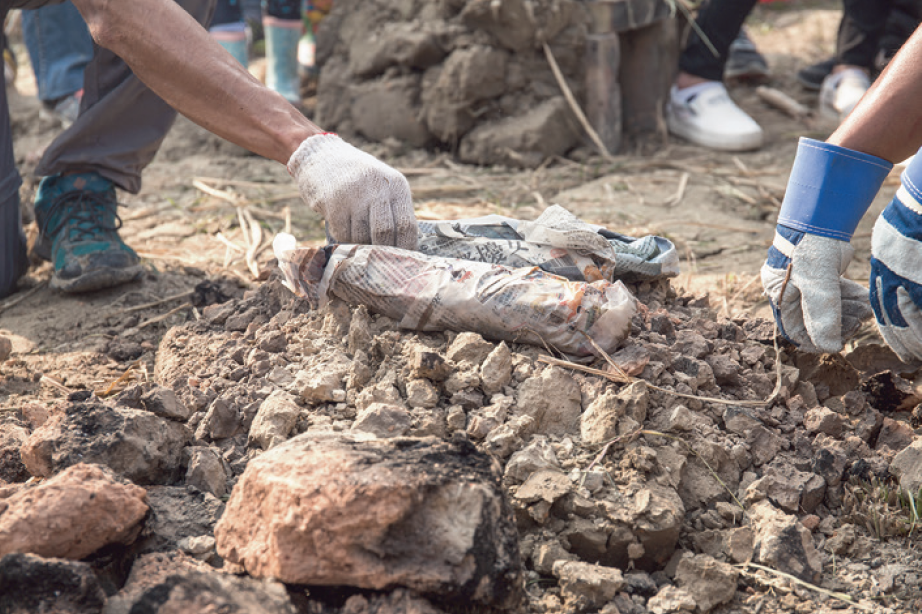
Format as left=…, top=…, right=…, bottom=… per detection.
left=287, top=132, right=341, bottom=178
left=777, top=137, right=892, bottom=241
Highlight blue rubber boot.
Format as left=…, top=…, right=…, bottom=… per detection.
left=211, top=21, right=249, bottom=67
left=1, top=193, right=28, bottom=300
left=264, top=18, right=302, bottom=104
left=33, top=172, right=143, bottom=293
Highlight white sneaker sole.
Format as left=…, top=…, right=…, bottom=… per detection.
left=666, top=112, right=763, bottom=152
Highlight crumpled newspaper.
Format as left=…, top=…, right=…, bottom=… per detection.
left=416, top=204, right=679, bottom=282
left=273, top=234, right=637, bottom=358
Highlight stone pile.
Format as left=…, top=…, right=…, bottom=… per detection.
left=1, top=277, right=922, bottom=613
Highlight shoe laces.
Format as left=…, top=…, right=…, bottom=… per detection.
left=40, top=190, right=123, bottom=244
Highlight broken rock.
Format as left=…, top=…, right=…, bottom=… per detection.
left=514, top=469, right=572, bottom=505
left=580, top=382, right=649, bottom=445
left=215, top=433, right=522, bottom=608
left=248, top=390, right=300, bottom=449
left=446, top=332, right=494, bottom=367
left=804, top=406, right=844, bottom=438
left=184, top=447, right=228, bottom=498
left=0, top=463, right=147, bottom=560
left=104, top=551, right=297, bottom=614
left=875, top=417, right=915, bottom=452
left=744, top=464, right=826, bottom=514
left=0, top=553, right=106, bottom=614
left=748, top=500, right=822, bottom=583
left=20, top=399, right=190, bottom=484
left=504, top=436, right=559, bottom=483
left=352, top=402, right=412, bottom=438
left=515, top=366, right=582, bottom=436
left=553, top=560, right=624, bottom=612
left=480, top=342, right=513, bottom=395
left=675, top=553, right=739, bottom=613
left=140, top=385, right=192, bottom=422
left=134, top=486, right=225, bottom=555
left=647, top=585, right=696, bottom=614
left=890, top=438, right=922, bottom=493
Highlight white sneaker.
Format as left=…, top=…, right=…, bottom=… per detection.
left=818, top=68, right=870, bottom=122
left=666, top=82, right=763, bottom=151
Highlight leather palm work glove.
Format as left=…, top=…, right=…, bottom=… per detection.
left=870, top=151, right=922, bottom=362
left=288, top=134, right=418, bottom=250
left=761, top=137, right=892, bottom=353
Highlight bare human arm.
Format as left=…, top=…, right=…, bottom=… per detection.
left=66, top=0, right=418, bottom=249
left=829, top=23, right=922, bottom=163
left=70, top=0, right=318, bottom=164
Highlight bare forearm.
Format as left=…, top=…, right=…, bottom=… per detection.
left=828, top=24, right=922, bottom=163
left=71, top=0, right=318, bottom=164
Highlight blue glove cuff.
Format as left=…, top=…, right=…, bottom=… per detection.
left=777, top=137, right=893, bottom=241
left=900, top=149, right=922, bottom=205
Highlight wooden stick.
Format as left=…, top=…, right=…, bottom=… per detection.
left=242, top=208, right=262, bottom=279
left=542, top=42, right=614, bottom=160
left=138, top=302, right=193, bottom=329
left=663, top=172, right=689, bottom=207
left=755, top=86, right=812, bottom=119
left=114, top=290, right=195, bottom=315
left=193, top=179, right=244, bottom=205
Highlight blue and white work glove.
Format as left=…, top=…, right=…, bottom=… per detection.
left=870, top=152, right=922, bottom=362
left=761, top=138, right=892, bottom=353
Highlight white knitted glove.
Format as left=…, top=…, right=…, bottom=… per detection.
left=288, top=134, right=418, bottom=249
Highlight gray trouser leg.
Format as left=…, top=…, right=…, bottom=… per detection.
left=1, top=28, right=28, bottom=298
left=34, top=0, right=217, bottom=194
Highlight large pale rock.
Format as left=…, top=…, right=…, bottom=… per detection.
left=0, top=553, right=106, bottom=614
left=748, top=501, right=822, bottom=583
left=581, top=382, right=649, bottom=445
left=675, top=554, right=739, bottom=613
left=515, top=366, right=582, bottom=436
left=0, top=463, right=148, bottom=560
left=890, top=438, right=922, bottom=493
left=553, top=560, right=624, bottom=612
left=20, top=399, right=190, bottom=484
left=103, top=551, right=297, bottom=614
left=248, top=390, right=301, bottom=449
left=215, top=433, right=522, bottom=608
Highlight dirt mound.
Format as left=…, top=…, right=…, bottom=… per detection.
left=4, top=273, right=922, bottom=613
left=314, top=0, right=586, bottom=167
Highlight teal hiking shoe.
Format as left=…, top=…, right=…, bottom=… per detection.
left=33, top=172, right=143, bottom=293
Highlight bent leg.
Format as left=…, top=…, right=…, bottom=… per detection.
left=34, top=0, right=217, bottom=193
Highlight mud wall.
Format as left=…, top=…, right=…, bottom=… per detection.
left=314, top=0, right=591, bottom=167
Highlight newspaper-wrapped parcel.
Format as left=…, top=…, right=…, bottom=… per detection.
left=273, top=234, right=637, bottom=358
left=416, top=204, right=679, bottom=282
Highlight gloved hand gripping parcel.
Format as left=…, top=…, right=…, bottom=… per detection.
left=870, top=151, right=922, bottom=361
left=761, top=138, right=892, bottom=353
left=288, top=134, right=418, bottom=250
